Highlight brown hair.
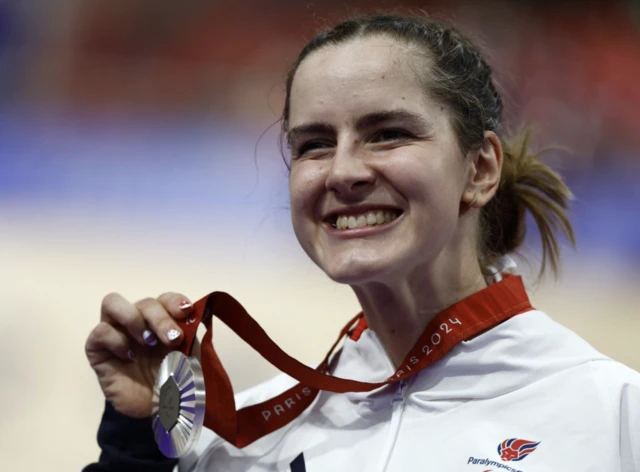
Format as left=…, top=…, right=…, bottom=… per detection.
left=281, top=14, right=575, bottom=278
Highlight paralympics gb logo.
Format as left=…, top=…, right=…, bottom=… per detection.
left=497, top=438, right=540, bottom=462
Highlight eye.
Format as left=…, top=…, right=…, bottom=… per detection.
left=373, top=129, right=413, bottom=142
left=293, top=140, right=332, bottom=158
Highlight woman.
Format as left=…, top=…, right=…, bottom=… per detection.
left=84, top=14, right=640, bottom=472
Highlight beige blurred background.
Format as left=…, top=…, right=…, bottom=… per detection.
left=1, top=1, right=639, bottom=470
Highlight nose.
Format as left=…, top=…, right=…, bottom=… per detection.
left=325, top=147, right=376, bottom=198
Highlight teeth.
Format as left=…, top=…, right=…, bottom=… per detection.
left=334, top=210, right=400, bottom=230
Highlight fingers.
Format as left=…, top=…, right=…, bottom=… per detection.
left=101, top=292, right=148, bottom=345
left=136, top=292, right=193, bottom=346
left=99, top=291, right=193, bottom=350
left=86, top=321, right=134, bottom=365
left=157, top=292, right=193, bottom=320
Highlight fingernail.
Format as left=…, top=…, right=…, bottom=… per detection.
left=127, top=349, right=135, bottom=360
left=167, top=329, right=181, bottom=341
left=179, top=300, right=192, bottom=311
left=142, top=329, right=158, bottom=346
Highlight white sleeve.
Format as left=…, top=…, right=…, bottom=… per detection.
left=620, top=382, right=640, bottom=472
left=177, top=428, right=219, bottom=472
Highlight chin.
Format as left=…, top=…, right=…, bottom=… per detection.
left=322, top=258, right=394, bottom=286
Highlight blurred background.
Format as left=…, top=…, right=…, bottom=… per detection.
left=1, top=0, right=639, bottom=470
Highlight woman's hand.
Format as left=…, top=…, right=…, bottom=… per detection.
left=85, top=292, right=194, bottom=419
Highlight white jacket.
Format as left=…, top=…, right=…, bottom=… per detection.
left=180, top=309, right=640, bottom=471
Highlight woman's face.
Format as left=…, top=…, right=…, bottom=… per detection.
left=287, top=36, right=471, bottom=285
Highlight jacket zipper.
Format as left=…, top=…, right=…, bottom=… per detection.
left=367, top=332, right=409, bottom=472
left=375, top=379, right=408, bottom=472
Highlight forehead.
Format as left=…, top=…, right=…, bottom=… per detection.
left=289, top=36, right=434, bottom=125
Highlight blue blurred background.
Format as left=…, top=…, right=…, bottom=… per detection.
left=1, top=1, right=639, bottom=469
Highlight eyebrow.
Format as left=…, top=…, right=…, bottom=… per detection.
left=354, top=109, right=432, bottom=131
left=287, top=108, right=432, bottom=145
left=287, top=121, right=334, bottom=146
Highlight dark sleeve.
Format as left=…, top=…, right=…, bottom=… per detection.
left=83, top=402, right=179, bottom=472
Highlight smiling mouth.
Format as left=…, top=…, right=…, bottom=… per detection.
left=329, top=209, right=403, bottom=230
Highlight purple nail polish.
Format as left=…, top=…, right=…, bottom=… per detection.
left=143, top=329, right=158, bottom=346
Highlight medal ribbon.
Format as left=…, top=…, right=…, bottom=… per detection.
left=176, top=274, right=531, bottom=448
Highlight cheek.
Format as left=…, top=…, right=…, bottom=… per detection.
left=288, top=164, right=324, bottom=227
left=390, top=152, right=464, bottom=215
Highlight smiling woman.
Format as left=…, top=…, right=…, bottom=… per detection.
left=83, top=13, right=640, bottom=472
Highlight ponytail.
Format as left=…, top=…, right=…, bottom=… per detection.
left=480, top=129, right=576, bottom=278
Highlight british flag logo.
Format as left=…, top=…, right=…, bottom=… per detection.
left=497, top=438, right=540, bottom=462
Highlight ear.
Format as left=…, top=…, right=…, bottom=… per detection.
left=461, top=131, right=503, bottom=208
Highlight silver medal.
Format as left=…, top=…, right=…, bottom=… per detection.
left=152, top=351, right=206, bottom=458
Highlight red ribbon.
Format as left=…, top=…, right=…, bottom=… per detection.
left=176, top=275, right=531, bottom=448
